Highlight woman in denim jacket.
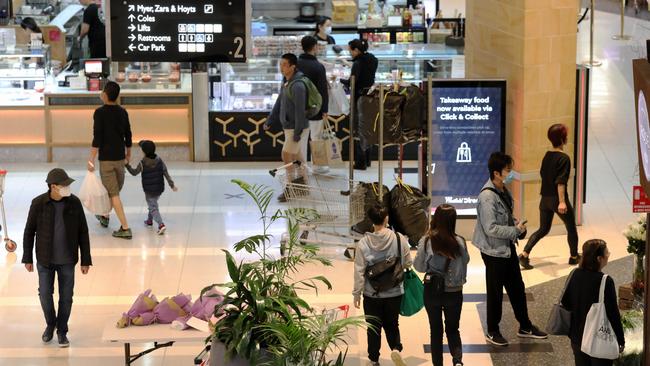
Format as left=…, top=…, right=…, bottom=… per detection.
left=414, top=204, right=469, bottom=366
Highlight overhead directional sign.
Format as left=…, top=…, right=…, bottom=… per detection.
left=107, top=0, right=250, bottom=62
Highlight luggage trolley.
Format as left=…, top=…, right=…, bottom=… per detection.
left=269, top=161, right=365, bottom=252
left=0, top=170, right=17, bottom=252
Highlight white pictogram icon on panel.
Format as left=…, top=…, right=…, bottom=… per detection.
left=204, top=4, right=214, bottom=13
left=456, top=142, right=472, bottom=163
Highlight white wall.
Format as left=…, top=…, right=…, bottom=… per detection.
left=423, top=0, right=465, bottom=17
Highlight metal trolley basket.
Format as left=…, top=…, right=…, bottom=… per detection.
left=0, top=170, right=17, bottom=252
left=270, top=162, right=365, bottom=250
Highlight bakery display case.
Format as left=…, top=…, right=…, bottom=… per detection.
left=112, top=62, right=184, bottom=90
left=0, top=44, right=50, bottom=106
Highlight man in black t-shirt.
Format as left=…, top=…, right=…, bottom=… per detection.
left=79, top=0, right=106, bottom=58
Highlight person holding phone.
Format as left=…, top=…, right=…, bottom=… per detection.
left=518, top=123, right=580, bottom=270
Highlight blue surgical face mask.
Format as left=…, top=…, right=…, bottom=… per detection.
left=503, top=171, right=515, bottom=185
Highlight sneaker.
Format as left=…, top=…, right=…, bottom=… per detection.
left=518, top=325, right=548, bottom=339
left=519, top=254, right=534, bottom=270
left=568, top=254, right=582, bottom=265
left=157, top=224, right=166, bottom=235
left=390, top=350, right=407, bottom=366
left=353, top=164, right=367, bottom=171
left=57, top=333, right=69, bottom=348
left=42, top=326, right=54, bottom=343
left=277, top=192, right=287, bottom=203
left=95, top=215, right=109, bottom=228
left=367, top=362, right=380, bottom=366
left=144, top=219, right=153, bottom=226
left=454, top=364, right=464, bottom=366
left=112, top=227, right=133, bottom=239
left=486, top=331, right=509, bottom=346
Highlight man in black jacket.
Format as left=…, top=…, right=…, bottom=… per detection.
left=298, top=35, right=330, bottom=173
left=22, top=168, right=92, bottom=348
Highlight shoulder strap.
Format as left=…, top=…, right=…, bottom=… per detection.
left=396, top=232, right=402, bottom=263
left=557, top=268, right=577, bottom=303
left=481, top=186, right=513, bottom=214
left=598, top=274, right=608, bottom=303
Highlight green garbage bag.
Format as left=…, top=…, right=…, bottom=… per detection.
left=400, top=269, right=424, bottom=316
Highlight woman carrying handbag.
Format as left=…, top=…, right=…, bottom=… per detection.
left=560, top=239, right=625, bottom=366
left=414, top=204, right=469, bottom=366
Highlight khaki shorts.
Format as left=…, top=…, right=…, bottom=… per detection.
left=283, top=129, right=310, bottom=160
left=99, top=160, right=125, bottom=197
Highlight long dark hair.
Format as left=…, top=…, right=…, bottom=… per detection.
left=580, top=239, right=608, bottom=272
left=427, top=204, right=460, bottom=259
left=20, top=17, right=42, bottom=33
left=348, top=39, right=369, bottom=53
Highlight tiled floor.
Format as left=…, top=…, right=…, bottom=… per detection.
left=0, top=10, right=645, bottom=366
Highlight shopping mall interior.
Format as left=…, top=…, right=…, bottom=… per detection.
left=0, top=0, right=648, bottom=365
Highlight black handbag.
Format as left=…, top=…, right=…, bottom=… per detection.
left=365, top=233, right=404, bottom=296
left=546, top=269, right=576, bottom=335
left=423, top=238, right=451, bottom=296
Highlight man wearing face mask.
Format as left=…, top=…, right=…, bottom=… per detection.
left=472, top=152, right=547, bottom=348
left=22, top=168, right=92, bottom=348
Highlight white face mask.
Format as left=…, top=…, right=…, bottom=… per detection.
left=324, top=26, right=332, bottom=35
left=57, top=185, right=72, bottom=197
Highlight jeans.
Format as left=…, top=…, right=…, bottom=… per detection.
left=524, top=196, right=579, bottom=257
left=37, top=263, right=75, bottom=334
left=571, top=343, right=614, bottom=366
left=145, top=193, right=163, bottom=225
left=363, top=295, right=403, bottom=362
left=481, top=245, right=533, bottom=333
left=424, top=291, right=463, bottom=366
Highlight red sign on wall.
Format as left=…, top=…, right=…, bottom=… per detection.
left=633, top=186, right=650, bottom=213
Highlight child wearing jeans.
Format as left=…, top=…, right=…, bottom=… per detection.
left=126, top=140, right=177, bottom=234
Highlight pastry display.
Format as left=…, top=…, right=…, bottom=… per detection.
left=115, top=72, right=126, bottom=82
left=128, top=72, right=139, bottom=82
left=141, top=74, right=152, bottom=83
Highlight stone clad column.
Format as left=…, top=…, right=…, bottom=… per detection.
left=465, top=0, right=579, bottom=225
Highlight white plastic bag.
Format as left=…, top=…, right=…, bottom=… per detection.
left=580, top=274, right=620, bottom=360
left=328, top=82, right=350, bottom=116
left=78, top=171, right=112, bottom=216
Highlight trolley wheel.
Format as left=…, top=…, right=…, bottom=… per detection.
left=5, top=239, right=17, bottom=253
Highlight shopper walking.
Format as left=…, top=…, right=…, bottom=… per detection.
left=519, top=123, right=580, bottom=270
left=264, top=53, right=310, bottom=202
left=353, top=205, right=412, bottom=366
left=341, top=39, right=378, bottom=170
left=561, top=239, right=625, bottom=366
left=88, top=81, right=133, bottom=239
left=126, top=140, right=178, bottom=235
left=473, top=152, right=548, bottom=346
left=298, top=35, right=330, bottom=173
left=414, top=204, right=469, bottom=366
left=22, top=168, right=92, bottom=348
left=79, top=0, right=106, bottom=58
left=314, top=16, right=336, bottom=44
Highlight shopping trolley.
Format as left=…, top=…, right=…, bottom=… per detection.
left=0, top=170, right=17, bottom=252
left=269, top=161, right=365, bottom=251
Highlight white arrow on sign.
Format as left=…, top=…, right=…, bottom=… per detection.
left=129, top=24, right=136, bottom=31
left=129, top=34, right=135, bottom=41
left=128, top=14, right=135, bottom=21
left=129, top=44, right=136, bottom=51
left=128, top=5, right=134, bottom=11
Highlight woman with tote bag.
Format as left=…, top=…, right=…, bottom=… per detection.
left=560, top=239, right=625, bottom=365
left=413, top=204, right=469, bottom=366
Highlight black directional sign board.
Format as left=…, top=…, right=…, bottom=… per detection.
left=108, top=0, right=249, bottom=62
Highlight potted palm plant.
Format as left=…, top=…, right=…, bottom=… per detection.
left=202, top=180, right=366, bottom=365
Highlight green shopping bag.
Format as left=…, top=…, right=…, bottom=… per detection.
left=400, top=269, right=424, bottom=316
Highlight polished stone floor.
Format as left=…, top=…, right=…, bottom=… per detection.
left=0, top=9, right=645, bottom=366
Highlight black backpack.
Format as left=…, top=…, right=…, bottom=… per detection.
left=365, top=233, right=404, bottom=295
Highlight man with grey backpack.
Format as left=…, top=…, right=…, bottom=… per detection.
left=353, top=206, right=412, bottom=366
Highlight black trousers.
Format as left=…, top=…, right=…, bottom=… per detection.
left=571, top=343, right=614, bottom=366
left=481, top=245, right=533, bottom=333
left=363, top=295, right=403, bottom=362
left=354, top=143, right=372, bottom=168
left=524, top=196, right=579, bottom=257
left=424, top=291, right=463, bottom=366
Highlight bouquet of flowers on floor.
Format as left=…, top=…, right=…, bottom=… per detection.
left=623, top=215, right=646, bottom=256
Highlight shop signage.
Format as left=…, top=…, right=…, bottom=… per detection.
left=107, top=0, right=250, bottom=62
left=428, top=80, right=506, bottom=216
left=633, top=186, right=650, bottom=213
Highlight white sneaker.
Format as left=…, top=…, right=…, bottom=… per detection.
left=390, top=350, right=407, bottom=366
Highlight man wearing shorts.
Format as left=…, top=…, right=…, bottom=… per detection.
left=264, top=53, right=309, bottom=202
left=87, top=81, right=133, bottom=239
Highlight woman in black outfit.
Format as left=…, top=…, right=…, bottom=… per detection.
left=341, top=39, right=378, bottom=170
left=414, top=204, right=469, bottom=366
left=561, top=239, right=624, bottom=366
left=519, top=123, right=580, bottom=270
left=314, top=16, right=335, bottom=44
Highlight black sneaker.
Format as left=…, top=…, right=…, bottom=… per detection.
left=519, top=255, right=534, bottom=270
left=353, top=164, right=367, bottom=171
left=57, top=333, right=70, bottom=348
left=277, top=192, right=287, bottom=203
left=518, top=325, right=548, bottom=339
left=343, top=247, right=355, bottom=260
left=568, top=254, right=582, bottom=265
left=95, top=215, right=109, bottom=228
left=486, top=331, right=509, bottom=346
left=42, top=326, right=55, bottom=343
